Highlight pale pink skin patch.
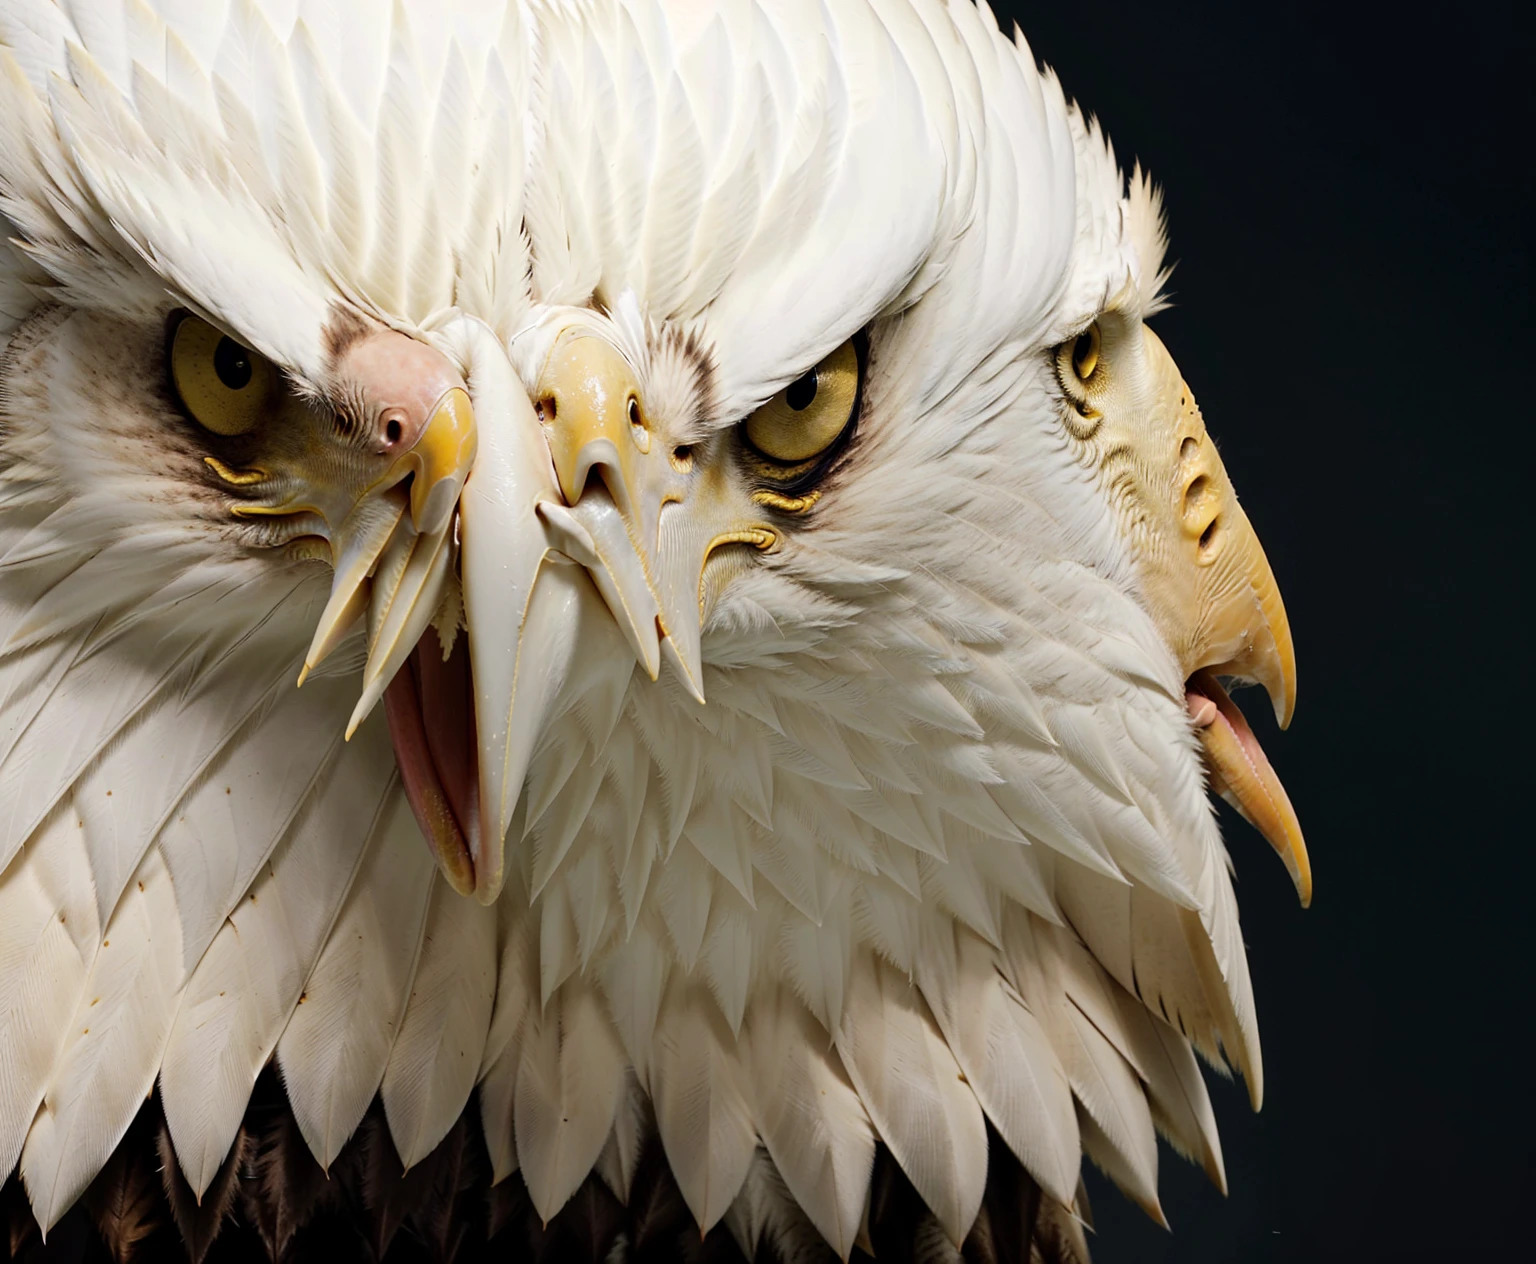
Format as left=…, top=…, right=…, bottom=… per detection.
left=385, top=637, right=481, bottom=891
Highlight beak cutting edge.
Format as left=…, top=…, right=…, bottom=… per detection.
left=533, top=327, right=766, bottom=702
left=1120, top=328, right=1306, bottom=904
left=301, top=384, right=480, bottom=704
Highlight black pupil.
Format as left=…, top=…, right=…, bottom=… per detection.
left=1073, top=332, right=1094, bottom=373
left=213, top=337, right=254, bottom=390
left=785, top=370, right=818, bottom=411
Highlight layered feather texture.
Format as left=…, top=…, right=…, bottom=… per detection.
left=1, top=1, right=1263, bottom=1260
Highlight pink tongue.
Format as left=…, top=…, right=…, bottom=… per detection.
left=384, top=636, right=480, bottom=889
left=1185, top=669, right=1269, bottom=778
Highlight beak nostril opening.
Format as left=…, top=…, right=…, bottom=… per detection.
left=1199, top=518, right=1219, bottom=555
left=1184, top=474, right=1210, bottom=513
left=537, top=396, right=557, bottom=424
left=385, top=417, right=403, bottom=445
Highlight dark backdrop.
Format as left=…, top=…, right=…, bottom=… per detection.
left=991, top=2, right=1531, bottom=1260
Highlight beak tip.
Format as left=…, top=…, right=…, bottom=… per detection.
left=1271, top=688, right=1294, bottom=731
left=1292, top=852, right=1313, bottom=908
left=1269, top=652, right=1297, bottom=730
left=472, top=851, right=506, bottom=904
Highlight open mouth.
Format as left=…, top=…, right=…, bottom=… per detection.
left=384, top=631, right=482, bottom=896
left=1185, top=668, right=1310, bottom=905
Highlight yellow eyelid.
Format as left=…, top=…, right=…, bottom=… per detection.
left=744, top=339, right=860, bottom=464
left=170, top=315, right=276, bottom=437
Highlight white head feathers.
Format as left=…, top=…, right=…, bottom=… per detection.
left=0, top=2, right=1286, bottom=1257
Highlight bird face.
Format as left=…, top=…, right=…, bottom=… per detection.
left=0, top=4, right=1311, bottom=1241
left=0, top=251, right=1306, bottom=914
left=1049, top=307, right=1307, bottom=899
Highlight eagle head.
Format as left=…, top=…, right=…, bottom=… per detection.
left=0, top=1, right=1305, bottom=1253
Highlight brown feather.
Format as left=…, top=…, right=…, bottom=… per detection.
left=240, top=1090, right=337, bottom=1261
left=2, top=1085, right=1101, bottom=1263
left=334, top=1107, right=410, bottom=1258
left=3, top=1175, right=39, bottom=1259
left=82, top=1124, right=162, bottom=1264
left=484, top=1177, right=524, bottom=1244
left=155, top=1114, right=249, bottom=1264
left=401, top=1113, right=480, bottom=1263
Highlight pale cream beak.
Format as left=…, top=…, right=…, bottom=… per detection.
left=1176, top=424, right=1308, bottom=905
left=1117, top=327, right=1308, bottom=905
left=539, top=331, right=668, bottom=681
left=1165, top=371, right=1307, bottom=905
left=1188, top=670, right=1310, bottom=905
left=533, top=329, right=773, bottom=705
left=299, top=385, right=480, bottom=738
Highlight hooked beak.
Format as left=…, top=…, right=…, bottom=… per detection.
left=291, top=317, right=770, bottom=903
left=1187, top=669, right=1310, bottom=905
left=1138, top=330, right=1309, bottom=905
left=1178, top=467, right=1308, bottom=907
left=300, top=385, right=479, bottom=726
left=291, top=336, right=485, bottom=894
left=533, top=328, right=774, bottom=704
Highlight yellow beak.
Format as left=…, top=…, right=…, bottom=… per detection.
left=301, top=385, right=479, bottom=714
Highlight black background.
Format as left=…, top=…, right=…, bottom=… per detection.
left=993, top=2, right=1531, bottom=1260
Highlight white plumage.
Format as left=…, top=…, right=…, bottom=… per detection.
left=0, top=1, right=1308, bottom=1258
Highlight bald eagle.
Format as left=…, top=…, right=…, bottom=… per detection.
left=0, top=2, right=1306, bottom=1261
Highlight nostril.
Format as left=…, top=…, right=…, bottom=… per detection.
left=1184, top=474, right=1210, bottom=510
left=1199, top=517, right=1219, bottom=556
left=385, top=417, right=403, bottom=445
left=537, top=396, right=557, bottom=424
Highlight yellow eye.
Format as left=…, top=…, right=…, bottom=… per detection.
left=170, top=315, right=276, bottom=436
left=1071, top=322, right=1101, bottom=381
left=744, top=339, right=860, bottom=464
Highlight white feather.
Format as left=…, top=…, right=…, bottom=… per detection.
left=514, top=973, right=625, bottom=1222
left=74, top=621, right=299, bottom=930
left=159, top=715, right=392, bottom=1194
left=157, top=670, right=355, bottom=968
left=0, top=636, right=90, bottom=873
left=19, top=846, right=182, bottom=1230
left=379, top=873, right=496, bottom=1168
left=917, top=924, right=1080, bottom=1207
left=595, top=920, right=669, bottom=1085
left=1055, top=863, right=1258, bottom=1101
left=1068, top=1007, right=1162, bottom=1223
left=1035, top=917, right=1225, bottom=1192
left=835, top=949, right=986, bottom=1247
left=649, top=974, right=757, bottom=1232
left=477, top=1047, right=519, bottom=1186
left=1110, top=985, right=1227, bottom=1192
left=276, top=786, right=434, bottom=1170
left=748, top=987, right=874, bottom=1260
left=0, top=803, right=95, bottom=1178
left=723, top=1146, right=833, bottom=1264
left=593, top=1068, right=650, bottom=1204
